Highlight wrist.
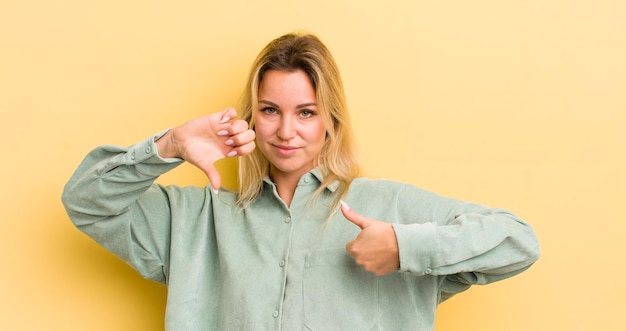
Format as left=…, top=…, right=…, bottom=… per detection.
left=155, top=129, right=178, bottom=159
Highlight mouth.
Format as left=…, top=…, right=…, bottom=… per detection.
left=273, top=144, right=299, bottom=155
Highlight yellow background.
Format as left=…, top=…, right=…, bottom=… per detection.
left=1, top=0, right=624, bottom=330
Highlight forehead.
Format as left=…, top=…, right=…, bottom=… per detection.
left=258, top=70, right=317, bottom=109
left=258, top=69, right=317, bottom=105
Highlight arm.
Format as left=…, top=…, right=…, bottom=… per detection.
left=342, top=182, right=539, bottom=289
left=61, top=131, right=184, bottom=282
left=392, top=184, right=540, bottom=300
left=61, top=108, right=256, bottom=282
left=392, top=185, right=540, bottom=278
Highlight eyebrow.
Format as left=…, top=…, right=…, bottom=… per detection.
left=258, top=99, right=317, bottom=109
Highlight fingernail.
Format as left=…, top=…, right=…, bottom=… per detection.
left=217, top=130, right=228, bottom=136
left=212, top=188, right=219, bottom=195
left=340, top=200, right=350, bottom=210
left=225, top=139, right=234, bottom=146
left=220, top=116, right=231, bottom=124
left=227, top=150, right=237, bottom=157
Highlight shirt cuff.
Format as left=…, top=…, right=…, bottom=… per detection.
left=129, top=129, right=183, bottom=176
left=393, top=222, right=440, bottom=276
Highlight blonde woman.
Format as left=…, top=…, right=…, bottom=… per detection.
left=63, top=32, right=540, bottom=330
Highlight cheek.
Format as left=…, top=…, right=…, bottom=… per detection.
left=306, top=123, right=327, bottom=145
left=253, top=120, right=272, bottom=142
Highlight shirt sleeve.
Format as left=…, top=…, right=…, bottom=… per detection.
left=390, top=184, right=540, bottom=300
left=61, top=130, right=188, bottom=284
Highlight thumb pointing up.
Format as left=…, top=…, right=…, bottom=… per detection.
left=340, top=200, right=400, bottom=276
left=340, top=200, right=373, bottom=229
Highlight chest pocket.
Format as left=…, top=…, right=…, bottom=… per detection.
left=303, top=248, right=379, bottom=330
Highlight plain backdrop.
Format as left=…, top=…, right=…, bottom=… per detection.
left=1, top=0, right=624, bottom=330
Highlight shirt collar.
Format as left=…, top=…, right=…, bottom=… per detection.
left=310, top=167, right=340, bottom=192
left=262, top=167, right=340, bottom=193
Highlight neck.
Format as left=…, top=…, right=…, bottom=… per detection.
left=270, top=168, right=310, bottom=207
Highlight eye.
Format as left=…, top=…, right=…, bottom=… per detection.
left=300, top=109, right=316, bottom=118
left=261, top=106, right=278, bottom=114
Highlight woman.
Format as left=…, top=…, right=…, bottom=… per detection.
left=62, top=32, right=540, bottom=330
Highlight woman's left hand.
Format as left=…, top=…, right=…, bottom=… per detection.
left=340, top=201, right=400, bottom=276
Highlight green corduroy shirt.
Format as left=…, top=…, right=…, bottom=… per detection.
left=62, top=131, right=540, bottom=331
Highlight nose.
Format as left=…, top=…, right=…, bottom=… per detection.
left=277, top=115, right=296, bottom=140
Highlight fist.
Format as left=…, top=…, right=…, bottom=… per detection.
left=341, top=201, right=400, bottom=276
left=156, top=108, right=256, bottom=192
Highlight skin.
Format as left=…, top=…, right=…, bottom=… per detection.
left=155, top=107, right=256, bottom=192
left=340, top=201, right=400, bottom=276
left=255, top=69, right=327, bottom=206
left=155, top=69, right=399, bottom=275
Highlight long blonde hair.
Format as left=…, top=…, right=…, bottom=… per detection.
left=236, top=32, right=360, bottom=211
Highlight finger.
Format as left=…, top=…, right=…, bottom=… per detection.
left=216, top=119, right=249, bottom=139
left=340, top=200, right=372, bottom=230
left=224, top=129, right=256, bottom=148
left=235, top=141, right=256, bottom=156
left=229, top=119, right=251, bottom=134
left=198, top=160, right=221, bottom=193
left=225, top=140, right=256, bottom=158
left=213, top=108, right=238, bottom=138
left=345, top=240, right=355, bottom=257
left=219, top=107, right=237, bottom=124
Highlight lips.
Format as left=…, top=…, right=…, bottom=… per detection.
left=273, top=144, right=299, bottom=156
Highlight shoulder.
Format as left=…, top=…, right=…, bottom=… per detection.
left=348, top=177, right=448, bottom=204
left=350, top=177, right=421, bottom=193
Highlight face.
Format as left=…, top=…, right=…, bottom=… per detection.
left=255, top=69, right=326, bottom=180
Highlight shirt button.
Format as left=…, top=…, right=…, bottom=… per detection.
left=304, top=176, right=310, bottom=183
left=145, top=146, right=152, bottom=154
left=279, top=259, right=285, bottom=267
left=285, top=216, right=291, bottom=223
left=130, top=152, right=136, bottom=160
left=425, top=267, right=432, bottom=274
left=272, top=310, right=279, bottom=318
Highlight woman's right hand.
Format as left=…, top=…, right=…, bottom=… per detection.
left=156, top=108, right=256, bottom=192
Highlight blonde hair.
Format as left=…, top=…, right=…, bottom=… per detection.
left=236, top=31, right=360, bottom=211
